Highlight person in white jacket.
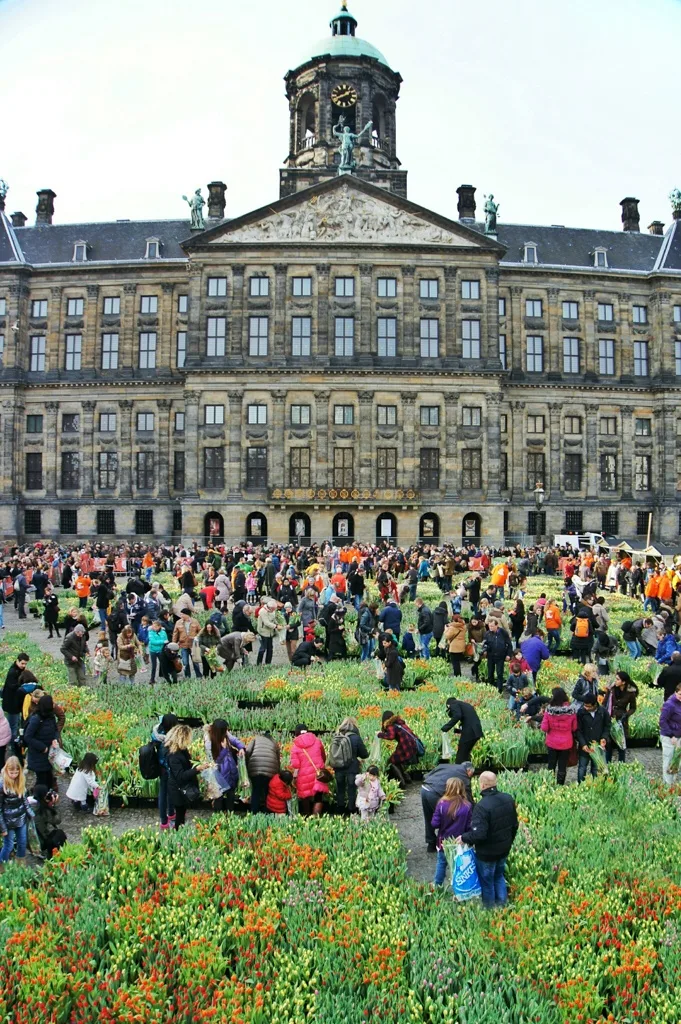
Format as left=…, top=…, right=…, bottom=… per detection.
left=256, top=600, right=280, bottom=666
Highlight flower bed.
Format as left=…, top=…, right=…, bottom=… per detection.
left=1, top=765, right=680, bottom=1023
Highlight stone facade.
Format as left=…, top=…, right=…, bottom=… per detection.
left=1, top=5, right=681, bottom=548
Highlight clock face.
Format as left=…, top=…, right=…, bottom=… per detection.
left=332, top=83, right=358, bottom=108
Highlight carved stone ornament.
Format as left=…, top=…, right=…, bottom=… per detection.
left=183, top=392, right=201, bottom=406
left=400, top=392, right=416, bottom=404
left=213, top=184, right=481, bottom=247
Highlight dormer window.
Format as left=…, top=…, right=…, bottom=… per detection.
left=145, top=238, right=160, bottom=259
left=73, top=241, right=87, bottom=262
left=593, top=248, right=608, bottom=269
left=523, top=243, right=538, bottom=264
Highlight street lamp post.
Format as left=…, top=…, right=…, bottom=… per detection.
left=533, top=481, right=545, bottom=548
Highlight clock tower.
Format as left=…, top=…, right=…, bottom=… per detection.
left=280, top=2, right=407, bottom=198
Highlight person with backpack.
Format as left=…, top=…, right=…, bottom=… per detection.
left=331, top=716, right=369, bottom=816
left=570, top=608, right=594, bottom=665
left=148, top=713, right=178, bottom=829
left=376, top=710, right=423, bottom=788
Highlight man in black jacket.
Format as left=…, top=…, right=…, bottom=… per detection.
left=2, top=652, right=30, bottom=753
left=482, top=618, right=513, bottom=692
left=656, top=652, right=681, bottom=700
left=459, top=771, right=518, bottom=909
left=466, top=574, right=481, bottom=614
left=576, top=696, right=610, bottom=783
left=421, top=761, right=475, bottom=851
left=414, top=598, right=434, bottom=660
left=441, top=698, right=483, bottom=764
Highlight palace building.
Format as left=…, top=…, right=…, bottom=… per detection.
left=1, top=3, right=681, bottom=547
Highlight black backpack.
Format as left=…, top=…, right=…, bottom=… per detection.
left=138, top=741, right=161, bottom=780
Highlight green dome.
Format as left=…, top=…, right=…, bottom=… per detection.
left=300, top=34, right=389, bottom=67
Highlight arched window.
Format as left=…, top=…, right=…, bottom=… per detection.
left=419, top=513, right=440, bottom=543
left=297, top=93, right=317, bottom=150
left=523, top=242, right=538, bottom=264
left=289, top=512, right=311, bottom=546
left=462, top=512, right=481, bottom=546
left=372, top=94, right=388, bottom=148
left=376, top=512, right=397, bottom=545
left=204, top=511, right=224, bottom=540
left=332, top=511, right=354, bottom=545
left=246, top=511, right=267, bottom=544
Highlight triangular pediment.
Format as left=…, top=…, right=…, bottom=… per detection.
left=185, top=177, right=503, bottom=250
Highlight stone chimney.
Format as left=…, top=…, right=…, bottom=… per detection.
left=10, top=212, right=27, bottom=227
left=648, top=220, right=664, bottom=236
left=207, top=181, right=227, bottom=220
left=620, top=196, right=640, bottom=232
left=456, top=184, right=477, bottom=222
left=35, top=189, right=56, bottom=225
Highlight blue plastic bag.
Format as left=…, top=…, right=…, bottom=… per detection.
left=452, top=843, right=482, bottom=901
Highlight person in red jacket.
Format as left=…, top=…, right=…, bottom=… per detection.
left=266, top=770, right=293, bottom=814
left=541, top=687, right=577, bottom=785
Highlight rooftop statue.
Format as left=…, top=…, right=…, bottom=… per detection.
left=182, top=189, right=205, bottom=230
left=333, top=115, right=373, bottom=174
left=484, top=194, right=499, bottom=234
left=670, top=188, right=681, bottom=217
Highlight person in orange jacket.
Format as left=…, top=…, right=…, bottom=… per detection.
left=73, top=574, right=92, bottom=609
left=644, top=570, right=660, bottom=613
left=544, top=599, right=563, bottom=654
left=142, top=551, right=154, bottom=582
left=657, top=570, right=673, bottom=607
left=490, top=562, right=509, bottom=597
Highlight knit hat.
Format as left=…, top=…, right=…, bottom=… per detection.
left=73, top=624, right=86, bottom=635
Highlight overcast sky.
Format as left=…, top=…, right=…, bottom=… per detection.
left=2, top=0, right=680, bottom=231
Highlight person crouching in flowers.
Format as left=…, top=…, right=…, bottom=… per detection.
left=430, top=777, right=473, bottom=887
left=355, top=766, right=386, bottom=821
left=0, top=756, right=34, bottom=864
left=66, top=753, right=99, bottom=811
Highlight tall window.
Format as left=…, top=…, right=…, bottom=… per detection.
left=333, top=448, right=353, bottom=488
left=103, top=296, right=120, bottom=315
left=594, top=249, right=608, bottom=268
left=636, top=510, right=652, bottom=535
left=564, top=454, right=582, bottom=491
left=498, top=297, right=506, bottom=317
left=292, top=317, right=311, bottom=356
left=599, top=339, right=615, bottom=375
left=527, top=415, right=544, bottom=434
left=562, top=301, right=579, bottom=319
left=205, top=404, right=226, bottom=425
left=675, top=341, right=681, bottom=377
left=420, top=319, right=439, bottom=358
left=65, top=335, right=82, bottom=370
left=564, top=415, right=582, bottom=435
left=291, top=404, right=311, bottom=426
left=135, top=510, right=154, bottom=535
left=139, top=332, right=157, bottom=368
left=246, top=447, right=267, bottom=488
left=500, top=452, right=508, bottom=490
left=0, top=298, right=5, bottom=316
left=635, top=418, right=652, bottom=436
left=207, top=277, right=227, bottom=297
left=31, top=299, right=48, bottom=318
left=377, top=277, right=397, bottom=297
left=207, top=317, right=226, bottom=357
left=102, top=333, right=119, bottom=369
left=140, top=295, right=158, bottom=315
left=674, top=305, right=681, bottom=323
left=249, top=277, right=269, bottom=297
left=524, top=243, right=538, bottom=263
left=601, top=511, right=619, bottom=536
left=600, top=416, right=617, bottom=435
left=420, top=406, right=439, bottom=426
left=26, top=414, right=43, bottom=434
left=99, top=413, right=116, bottom=432
left=525, top=298, right=542, bottom=318
left=137, top=412, right=154, bottom=431
left=377, top=406, right=397, bottom=426
left=598, top=302, right=614, bottom=322
left=136, top=452, right=154, bottom=489
left=499, top=334, right=507, bottom=369
left=634, top=455, right=651, bottom=491
left=600, top=454, right=617, bottom=491
left=526, top=336, right=543, bottom=372
left=61, top=452, right=80, bottom=489
left=67, top=298, right=84, bottom=317
left=462, top=406, right=482, bottom=427
left=176, top=332, right=187, bottom=368
left=377, top=448, right=397, bottom=487
left=249, top=317, right=268, bottom=356
left=335, top=278, right=354, bottom=297
left=419, top=448, right=439, bottom=489
left=25, top=453, right=43, bottom=490
left=377, top=317, right=397, bottom=357
left=97, top=509, right=116, bottom=534
left=462, top=320, right=481, bottom=359
left=563, top=337, right=580, bottom=374
left=334, top=317, right=354, bottom=356
left=246, top=405, right=265, bottom=425
left=60, top=510, right=78, bottom=534
left=30, top=336, right=45, bottom=371
left=178, top=294, right=188, bottom=314
left=634, top=341, right=649, bottom=377
left=632, top=304, right=648, bottom=324
left=528, top=511, right=546, bottom=535
left=145, top=240, right=159, bottom=259
left=98, top=452, right=118, bottom=489
left=173, top=451, right=185, bottom=491
left=174, top=411, right=185, bottom=432
left=419, top=279, right=438, bottom=299
left=203, top=448, right=224, bottom=488
left=0, top=334, right=4, bottom=365
left=565, top=510, right=583, bottom=532
left=292, top=277, right=312, bottom=296
left=290, top=447, right=310, bottom=487
left=461, top=280, right=480, bottom=300
left=461, top=449, right=482, bottom=489
left=334, top=405, right=354, bottom=425
left=62, top=414, right=79, bottom=433
left=526, top=452, right=545, bottom=490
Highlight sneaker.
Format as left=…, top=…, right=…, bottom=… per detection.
left=426, top=843, right=437, bottom=853
left=160, top=821, right=170, bottom=831
left=167, top=813, right=176, bottom=823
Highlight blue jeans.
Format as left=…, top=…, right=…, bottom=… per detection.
left=158, top=766, right=175, bottom=825
left=420, top=632, right=433, bottom=660
left=643, top=597, right=658, bottom=613
left=547, top=628, right=561, bottom=653
left=0, top=821, right=27, bottom=861
left=0, top=602, right=4, bottom=627
left=145, top=567, right=153, bottom=582
left=409, top=584, right=417, bottom=601
left=577, top=750, right=597, bottom=783
left=98, top=608, right=108, bottom=629
left=360, top=639, right=375, bottom=662
left=625, top=639, right=642, bottom=659
left=476, top=856, right=508, bottom=908
left=180, top=647, right=201, bottom=678
left=434, top=848, right=449, bottom=886
left=352, top=594, right=361, bottom=612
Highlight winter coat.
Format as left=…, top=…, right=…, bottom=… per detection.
left=569, top=611, right=594, bottom=652
left=655, top=664, right=681, bottom=701
left=659, top=694, right=681, bottom=739
left=430, top=799, right=473, bottom=850
left=441, top=699, right=483, bottom=743
left=432, top=603, right=448, bottom=641
left=483, top=628, right=513, bottom=661
left=147, top=628, right=167, bottom=654
left=604, top=682, right=638, bottom=734
left=257, top=608, right=280, bottom=638
left=172, top=618, right=201, bottom=650
left=377, top=716, right=420, bottom=766
left=460, top=786, right=518, bottom=862
left=378, top=604, right=402, bottom=636
left=167, top=749, right=199, bottom=808
left=291, top=641, right=318, bottom=667
left=383, top=646, right=405, bottom=690
left=0, top=711, right=10, bottom=747
left=541, top=703, right=578, bottom=750
left=290, top=732, right=329, bottom=798
left=245, top=734, right=280, bottom=779
left=43, top=594, right=60, bottom=625
left=336, top=726, right=369, bottom=777
left=422, top=763, right=474, bottom=803
left=572, top=674, right=599, bottom=706
left=298, top=596, right=318, bottom=628
left=417, top=605, right=434, bottom=635
left=655, top=633, right=679, bottom=665
left=355, top=774, right=386, bottom=813
left=2, top=663, right=28, bottom=715
left=60, top=630, right=87, bottom=666
left=444, top=619, right=467, bottom=654
left=23, top=711, right=59, bottom=772
left=0, top=782, right=33, bottom=833
left=266, top=774, right=292, bottom=814
left=214, top=574, right=231, bottom=602
left=576, top=706, right=611, bottom=748
left=215, top=736, right=245, bottom=791
left=592, top=603, right=610, bottom=631
left=34, top=802, right=61, bottom=848
left=519, top=636, right=550, bottom=673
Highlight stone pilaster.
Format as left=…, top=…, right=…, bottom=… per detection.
left=227, top=389, right=243, bottom=495
left=271, top=391, right=286, bottom=489
left=359, top=265, right=373, bottom=356
left=444, top=393, right=458, bottom=498
left=119, top=400, right=133, bottom=497
left=484, top=267, right=499, bottom=364
left=486, top=391, right=502, bottom=499
left=230, top=265, right=245, bottom=359
left=184, top=391, right=200, bottom=495
left=547, top=287, right=560, bottom=374
left=315, top=390, right=330, bottom=489
left=316, top=264, right=330, bottom=358
left=44, top=402, right=58, bottom=497
left=510, top=287, right=523, bottom=372
left=48, top=286, right=62, bottom=374
left=548, top=404, right=562, bottom=501
left=273, top=266, right=287, bottom=360
left=81, top=401, right=95, bottom=497
left=358, top=391, right=374, bottom=489
left=582, top=290, right=596, bottom=376
left=160, top=283, right=174, bottom=369
left=444, top=267, right=457, bottom=359
left=584, top=404, right=598, bottom=500
left=157, top=399, right=171, bottom=497
left=186, top=265, right=203, bottom=367
left=85, top=285, right=99, bottom=371
left=509, top=401, right=525, bottom=500
left=401, top=392, right=416, bottom=489
left=402, top=266, right=415, bottom=358
left=621, top=409, right=633, bottom=500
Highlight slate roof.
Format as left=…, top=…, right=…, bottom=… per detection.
left=6, top=219, right=196, bottom=266
left=0, top=214, right=24, bottom=264
left=494, top=222, right=663, bottom=273
left=653, top=219, right=681, bottom=272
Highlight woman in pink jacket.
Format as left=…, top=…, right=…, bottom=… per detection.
left=541, top=687, right=577, bottom=785
left=289, top=725, right=329, bottom=816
